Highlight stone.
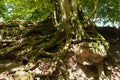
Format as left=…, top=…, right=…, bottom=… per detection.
left=71, top=41, right=108, bottom=65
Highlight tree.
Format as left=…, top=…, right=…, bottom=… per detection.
left=0, top=0, right=115, bottom=80
left=81, top=0, right=120, bottom=26
left=46, top=0, right=109, bottom=62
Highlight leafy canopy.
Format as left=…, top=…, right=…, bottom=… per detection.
left=0, top=0, right=120, bottom=26
left=0, top=0, right=53, bottom=21
left=81, top=0, right=120, bottom=26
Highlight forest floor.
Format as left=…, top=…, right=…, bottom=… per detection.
left=0, top=21, right=120, bottom=80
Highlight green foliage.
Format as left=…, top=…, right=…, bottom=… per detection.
left=81, top=0, right=120, bottom=26
left=0, top=0, right=120, bottom=26
left=0, top=0, right=7, bottom=20
left=0, top=0, right=53, bottom=21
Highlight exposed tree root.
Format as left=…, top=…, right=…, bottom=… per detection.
left=0, top=16, right=111, bottom=80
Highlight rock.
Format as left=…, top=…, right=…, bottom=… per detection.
left=70, top=41, right=108, bottom=65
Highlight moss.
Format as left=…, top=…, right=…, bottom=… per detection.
left=13, top=71, right=34, bottom=80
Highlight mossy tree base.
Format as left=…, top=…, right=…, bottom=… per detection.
left=0, top=17, right=111, bottom=80
left=0, top=0, right=110, bottom=78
